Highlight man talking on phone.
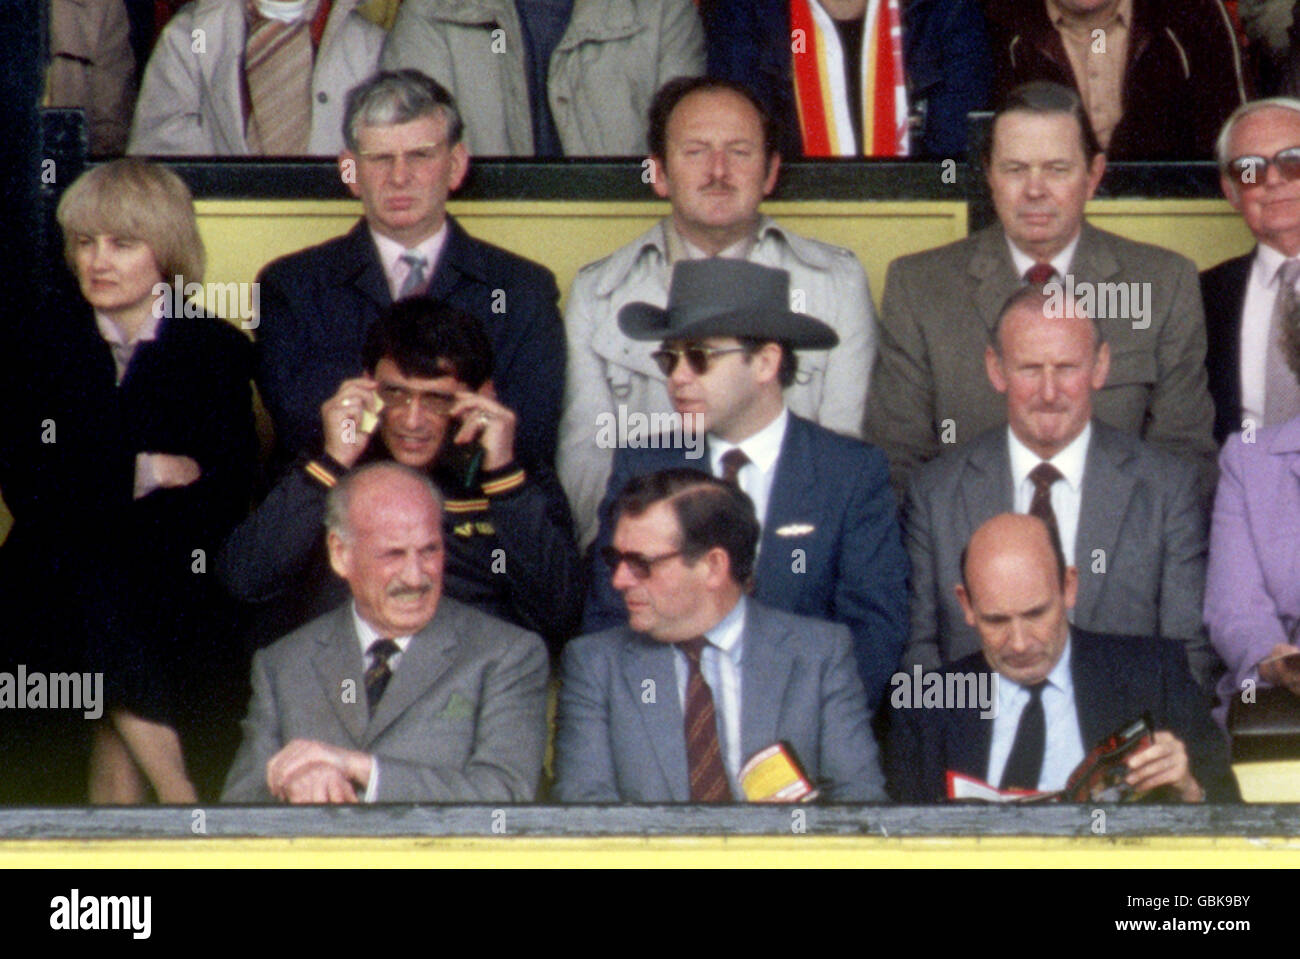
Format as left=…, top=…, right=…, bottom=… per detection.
left=219, top=299, right=583, bottom=653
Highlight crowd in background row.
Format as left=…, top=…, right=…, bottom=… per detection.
left=46, top=0, right=1265, bottom=160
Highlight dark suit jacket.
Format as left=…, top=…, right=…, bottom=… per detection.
left=1200, top=251, right=1252, bottom=444
left=903, top=421, right=1214, bottom=686
left=703, top=0, right=992, bottom=158
left=582, top=413, right=909, bottom=709
left=221, top=598, right=550, bottom=802
left=885, top=630, right=1240, bottom=803
left=555, top=599, right=887, bottom=802
left=253, top=216, right=565, bottom=469
left=984, top=0, right=1246, bottom=160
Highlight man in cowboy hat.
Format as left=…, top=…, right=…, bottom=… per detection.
left=580, top=259, right=908, bottom=712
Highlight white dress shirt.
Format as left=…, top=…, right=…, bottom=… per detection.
left=350, top=603, right=414, bottom=802
left=1008, top=421, right=1090, bottom=574
left=1006, top=233, right=1081, bottom=281
left=672, top=596, right=747, bottom=795
left=708, top=407, right=789, bottom=529
left=986, top=635, right=1086, bottom=791
left=1240, top=243, right=1300, bottom=424
left=371, top=223, right=449, bottom=300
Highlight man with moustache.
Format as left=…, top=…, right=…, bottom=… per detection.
left=222, top=461, right=549, bottom=802
left=219, top=299, right=582, bottom=650
left=558, top=75, right=877, bottom=545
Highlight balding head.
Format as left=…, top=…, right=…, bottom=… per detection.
left=986, top=289, right=1110, bottom=460
left=956, top=514, right=1077, bottom=686
left=325, top=462, right=445, bottom=637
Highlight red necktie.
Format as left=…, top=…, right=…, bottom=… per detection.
left=1024, top=263, right=1055, bottom=287
left=679, top=638, right=730, bottom=802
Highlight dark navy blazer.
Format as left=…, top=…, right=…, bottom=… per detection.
left=582, top=413, right=910, bottom=710
left=1199, top=252, right=1253, bottom=444
left=884, top=630, right=1241, bottom=803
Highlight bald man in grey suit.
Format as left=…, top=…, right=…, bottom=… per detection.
left=222, top=462, right=548, bottom=803
left=554, top=469, right=885, bottom=803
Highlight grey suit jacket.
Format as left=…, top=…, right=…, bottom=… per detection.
left=864, top=222, right=1217, bottom=500
left=221, top=598, right=549, bottom=802
left=902, top=420, right=1214, bottom=686
left=553, top=600, right=887, bottom=802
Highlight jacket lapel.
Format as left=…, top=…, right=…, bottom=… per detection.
left=969, top=227, right=1019, bottom=336
left=1074, top=425, right=1135, bottom=623
left=756, top=416, right=817, bottom=590
left=738, top=604, right=793, bottom=765
left=425, top=217, right=481, bottom=304
left=312, top=607, right=368, bottom=746
left=1070, top=632, right=1125, bottom=747
left=364, top=602, right=459, bottom=743
left=948, top=658, right=995, bottom=780
left=621, top=637, right=689, bottom=802
left=338, top=220, right=391, bottom=311
left=959, top=430, right=1014, bottom=536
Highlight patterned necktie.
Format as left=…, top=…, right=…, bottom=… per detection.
left=1028, top=462, right=1063, bottom=541
left=397, top=251, right=429, bottom=299
left=679, top=637, right=730, bottom=802
left=1265, top=258, right=1300, bottom=426
left=719, top=448, right=750, bottom=488
left=244, top=2, right=313, bottom=155
left=364, top=638, right=400, bottom=714
left=1023, top=263, right=1055, bottom=287
left=1000, top=683, right=1046, bottom=791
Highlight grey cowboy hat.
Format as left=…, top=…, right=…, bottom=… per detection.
left=617, top=259, right=839, bottom=348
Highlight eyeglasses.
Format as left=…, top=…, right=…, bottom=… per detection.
left=650, top=345, right=748, bottom=377
left=1225, top=147, right=1300, bottom=187
left=377, top=383, right=457, bottom=416
left=357, top=142, right=448, bottom=171
left=599, top=546, right=683, bottom=579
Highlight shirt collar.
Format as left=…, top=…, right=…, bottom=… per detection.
left=94, top=309, right=162, bottom=349
left=370, top=222, right=449, bottom=288
left=1006, top=231, right=1081, bottom=280
left=1253, top=242, right=1299, bottom=288
left=704, top=595, right=747, bottom=660
left=1007, top=420, right=1091, bottom=494
left=710, top=406, right=789, bottom=476
left=350, top=602, right=413, bottom=661
left=995, top=633, right=1074, bottom=705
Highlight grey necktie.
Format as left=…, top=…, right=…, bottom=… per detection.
left=397, top=251, right=428, bottom=299
left=1265, top=259, right=1300, bottom=426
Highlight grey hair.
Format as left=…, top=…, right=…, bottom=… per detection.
left=324, top=461, right=443, bottom=541
left=990, top=284, right=1105, bottom=355
left=342, top=70, right=464, bottom=153
left=1215, top=97, right=1300, bottom=171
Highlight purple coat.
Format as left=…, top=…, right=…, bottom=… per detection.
left=1205, top=416, right=1300, bottom=724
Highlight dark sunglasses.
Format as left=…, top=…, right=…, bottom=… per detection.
left=650, top=345, right=748, bottom=377
left=1225, top=146, right=1300, bottom=186
left=599, top=546, right=683, bottom=579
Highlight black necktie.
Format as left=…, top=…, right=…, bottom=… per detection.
left=364, top=638, right=400, bottom=714
left=1000, top=683, right=1046, bottom=791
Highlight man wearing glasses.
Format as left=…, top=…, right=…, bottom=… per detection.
left=253, top=70, right=565, bottom=473
left=581, top=259, right=908, bottom=712
left=557, top=75, right=877, bottom=547
left=219, top=299, right=583, bottom=653
left=554, top=468, right=887, bottom=802
left=1202, top=98, right=1300, bottom=443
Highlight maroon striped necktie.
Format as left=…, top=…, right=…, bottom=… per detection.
left=679, top=637, right=730, bottom=802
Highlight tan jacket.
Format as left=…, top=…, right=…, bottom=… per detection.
left=128, top=0, right=384, bottom=156
left=46, top=0, right=136, bottom=155
left=380, top=0, right=704, bottom=156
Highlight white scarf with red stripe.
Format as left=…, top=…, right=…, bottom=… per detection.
left=790, top=0, right=910, bottom=156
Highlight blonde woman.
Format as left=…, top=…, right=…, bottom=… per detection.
left=46, top=158, right=257, bottom=801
